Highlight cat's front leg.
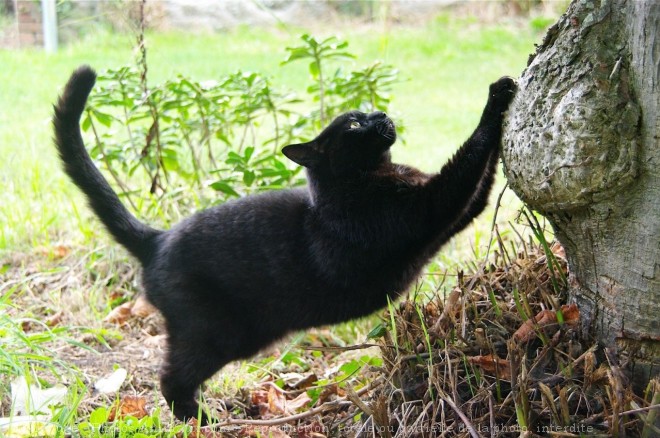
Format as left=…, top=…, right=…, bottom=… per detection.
left=480, top=76, right=518, bottom=127
left=439, top=147, right=500, bottom=238
left=425, top=77, right=516, bottom=232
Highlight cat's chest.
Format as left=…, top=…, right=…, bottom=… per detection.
left=390, top=164, right=430, bottom=189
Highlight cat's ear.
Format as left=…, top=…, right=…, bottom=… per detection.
left=282, top=142, right=322, bottom=168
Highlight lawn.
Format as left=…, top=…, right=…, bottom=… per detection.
left=0, top=16, right=540, bottom=252
left=0, top=11, right=554, bottom=436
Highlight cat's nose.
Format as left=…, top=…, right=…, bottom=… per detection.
left=370, top=111, right=387, bottom=120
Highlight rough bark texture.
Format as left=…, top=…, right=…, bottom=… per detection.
left=502, top=0, right=659, bottom=389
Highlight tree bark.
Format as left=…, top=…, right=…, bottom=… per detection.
left=502, top=0, right=659, bottom=390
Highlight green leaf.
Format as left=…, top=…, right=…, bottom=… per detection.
left=326, top=51, right=356, bottom=60
left=216, top=130, right=232, bottom=146
left=302, top=33, right=318, bottom=48
left=282, top=47, right=310, bottom=64
left=339, top=359, right=361, bottom=377
left=244, top=146, right=255, bottom=161
left=76, top=422, right=93, bottom=437
left=366, top=322, right=388, bottom=340
left=226, top=151, right=246, bottom=165
left=309, top=61, right=320, bottom=78
left=81, top=114, right=92, bottom=132
left=92, top=110, right=113, bottom=127
left=210, top=181, right=240, bottom=198
left=243, top=170, right=256, bottom=186
left=89, top=406, right=108, bottom=425
left=162, top=155, right=179, bottom=172
left=307, top=387, right=322, bottom=406
left=361, top=354, right=383, bottom=367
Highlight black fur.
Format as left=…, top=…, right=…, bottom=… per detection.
left=53, top=65, right=516, bottom=423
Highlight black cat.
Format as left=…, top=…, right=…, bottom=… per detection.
left=53, top=65, right=516, bottom=423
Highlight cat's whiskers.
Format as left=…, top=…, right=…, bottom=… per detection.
left=375, top=120, right=396, bottom=140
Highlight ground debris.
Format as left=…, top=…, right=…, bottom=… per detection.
left=375, top=240, right=657, bottom=437
left=4, top=237, right=658, bottom=437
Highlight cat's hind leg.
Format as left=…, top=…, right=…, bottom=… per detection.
left=160, top=337, right=229, bottom=425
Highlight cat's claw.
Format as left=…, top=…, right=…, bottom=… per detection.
left=490, top=76, right=517, bottom=93
left=487, top=76, right=518, bottom=114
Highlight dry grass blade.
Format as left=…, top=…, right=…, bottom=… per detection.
left=375, top=230, right=654, bottom=436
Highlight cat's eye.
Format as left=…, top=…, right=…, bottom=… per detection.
left=349, top=121, right=361, bottom=129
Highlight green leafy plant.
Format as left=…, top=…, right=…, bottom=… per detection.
left=84, top=67, right=305, bottom=215
left=283, top=34, right=398, bottom=127
left=77, top=405, right=180, bottom=438
left=282, top=34, right=355, bottom=125
left=83, top=34, right=399, bottom=221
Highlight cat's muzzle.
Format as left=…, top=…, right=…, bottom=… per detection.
left=375, top=117, right=396, bottom=143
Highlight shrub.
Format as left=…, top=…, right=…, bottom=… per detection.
left=83, top=34, right=399, bottom=221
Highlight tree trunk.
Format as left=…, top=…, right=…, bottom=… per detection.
left=502, top=0, right=659, bottom=390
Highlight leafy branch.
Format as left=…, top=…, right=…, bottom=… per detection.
left=82, top=34, right=400, bottom=221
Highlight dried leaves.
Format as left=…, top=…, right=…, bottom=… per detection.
left=107, top=395, right=149, bottom=421
left=467, top=354, right=511, bottom=380
left=512, top=303, right=579, bottom=343
left=378, top=240, right=651, bottom=436
left=250, top=385, right=313, bottom=417
left=104, top=295, right=157, bottom=325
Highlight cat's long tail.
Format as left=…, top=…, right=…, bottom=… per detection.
left=53, top=65, right=161, bottom=264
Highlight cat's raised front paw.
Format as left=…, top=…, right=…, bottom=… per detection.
left=487, top=76, right=517, bottom=114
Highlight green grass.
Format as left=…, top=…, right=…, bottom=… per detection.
left=0, top=17, right=541, bottom=253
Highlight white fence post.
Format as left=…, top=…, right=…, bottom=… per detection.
left=41, top=0, right=57, bottom=52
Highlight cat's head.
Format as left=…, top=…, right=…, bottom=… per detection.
left=282, top=111, right=396, bottom=176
